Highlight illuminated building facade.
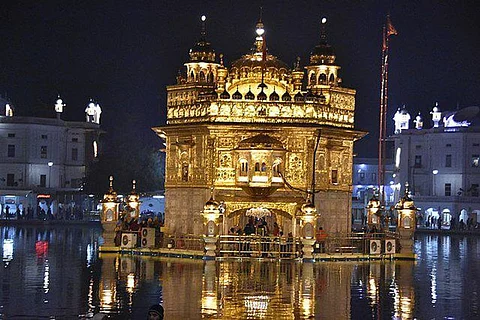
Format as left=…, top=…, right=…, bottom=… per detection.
left=392, top=104, right=480, bottom=228
left=153, top=17, right=365, bottom=236
left=0, top=97, right=103, bottom=218
left=351, top=158, right=395, bottom=230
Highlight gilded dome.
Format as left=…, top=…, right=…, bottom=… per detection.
left=231, top=53, right=289, bottom=71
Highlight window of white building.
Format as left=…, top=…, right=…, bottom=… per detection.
left=445, top=155, right=452, bottom=167
left=445, top=183, right=452, bottom=196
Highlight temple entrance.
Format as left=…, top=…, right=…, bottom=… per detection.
left=219, top=205, right=300, bottom=258
left=226, top=207, right=294, bottom=237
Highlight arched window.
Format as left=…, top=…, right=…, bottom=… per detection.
left=329, top=74, right=335, bottom=83
left=199, top=70, right=206, bottom=82
left=319, top=73, right=327, bottom=84
left=190, top=71, right=195, bottom=81
left=207, top=72, right=214, bottom=83
left=240, top=161, right=248, bottom=176
left=309, top=73, right=316, bottom=85
left=261, top=162, right=267, bottom=172
left=255, top=162, right=260, bottom=172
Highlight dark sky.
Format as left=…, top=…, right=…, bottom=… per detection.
left=1, top=1, right=479, bottom=157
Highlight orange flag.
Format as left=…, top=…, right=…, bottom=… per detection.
left=383, top=15, right=397, bottom=51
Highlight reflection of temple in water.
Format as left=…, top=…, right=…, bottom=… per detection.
left=95, top=255, right=415, bottom=319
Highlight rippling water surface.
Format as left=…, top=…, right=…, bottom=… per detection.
left=0, top=225, right=478, bottom=319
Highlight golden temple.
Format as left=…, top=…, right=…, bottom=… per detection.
left=153, top=16, right=366, bottom=237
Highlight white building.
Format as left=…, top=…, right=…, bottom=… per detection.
left=391, top=104, right=480, bottom=228
left=351, top=158, right=395, bottom=230
left=0, top=97, right=104, bottom=219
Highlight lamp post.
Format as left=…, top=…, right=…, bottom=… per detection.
left=202, top=189, right=221, bottom=259
left=298, top=196, right=318, bottom=261
left=432, top=170, right=438, bottom=196
left=366, top=191, right=382, bottom=232
left=394, top=183, right=418, bottom=256
left=100, top=176, right=121, bottom=247
left=48, top=162, right=53, bottom=188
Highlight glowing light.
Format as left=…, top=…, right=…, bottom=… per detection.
left=127, top=273, right=135, bottom=293
left=93, top=141, right=98, bottom=158
left=201, top=15, right=206, bottom=22
left=246, top=207, right=271, bottom=218
left=321, top=17, right=327, bottom=24
left=3, top=239, right=14, bottom=263
left=256, top=27, right=265, bottom=36
left=395, top=147, right=401, bottom=168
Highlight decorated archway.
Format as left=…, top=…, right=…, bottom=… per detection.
left=224, top=201, right=300, bottom=237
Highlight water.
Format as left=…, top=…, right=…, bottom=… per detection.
left=0, top=225, right=479, bottom=319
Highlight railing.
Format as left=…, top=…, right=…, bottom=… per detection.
left=131, top=232, right=401, bottom=256
left=161, top=234, right=204, bottom=251
left=218, top=235, right=301, bottom=258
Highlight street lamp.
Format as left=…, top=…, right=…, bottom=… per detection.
left=432, top=169, right=438, bottom=196
left=394, top=182, right=418, bottom=256
left=48, top=162, right=53, bottom=188
left=202, top=188, right=221, bottom=259
left=366, top=191, right=382, bottom=232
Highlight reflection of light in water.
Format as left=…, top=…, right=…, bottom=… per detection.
left=367, top=276, right=378, bottom=307
left=431, top=266, right=437, bottom=304
left=87, top=278, right=95, bottom=314
left=201, top=292, right=217, bottom=315
left=3, top=239, right=14, bottom=264
left=301, top=296, right=313, bottom=317
left=244, top=295, right=270, bottom=318
left=101, top=288, right=113, bottom=306
left=43, top=259, right=50, bottom=294
left=127, top=273, right=136, bottom=294
left=86, top=244, right=93, bottom=267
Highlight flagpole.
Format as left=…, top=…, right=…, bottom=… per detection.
left=378, top=15, right=396, bottom=224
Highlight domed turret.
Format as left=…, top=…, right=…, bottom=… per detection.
left=189, top=15, right=215, bottom=62
left=184, top=15, right=219, bottom=84
left=393, top=105, right=411, bottom=134
left=306, top=18, right=342, bottom=90
left=229, top=19, right=290, bottom=83
left=310, top=18, right=336, bottom=65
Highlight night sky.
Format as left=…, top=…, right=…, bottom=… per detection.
left=1, top=1, right=479, bottom=157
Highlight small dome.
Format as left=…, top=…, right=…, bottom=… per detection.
left=232, top=87, right=243, bottom=100
left=204, top=196, right=219, bottom=210
left=245, top=87, right=255, bottom=100
left=294, top=91, right=304, bottom=102
left=269, top=88, right=279, bottom=101
left=281, top=91, right=292, bottom=101
left=257, top=88, right=267, bottom=101
left=220, top=89, right=230, bottom=99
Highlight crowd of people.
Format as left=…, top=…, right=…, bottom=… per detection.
left=113, top=215, right=163, bottom=246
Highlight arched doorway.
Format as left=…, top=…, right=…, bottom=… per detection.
left=425, top=207, right=440, bottom=229
left=227, top=207, right=293, bottom=236
left=441, top=209, right=452, bottom=229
